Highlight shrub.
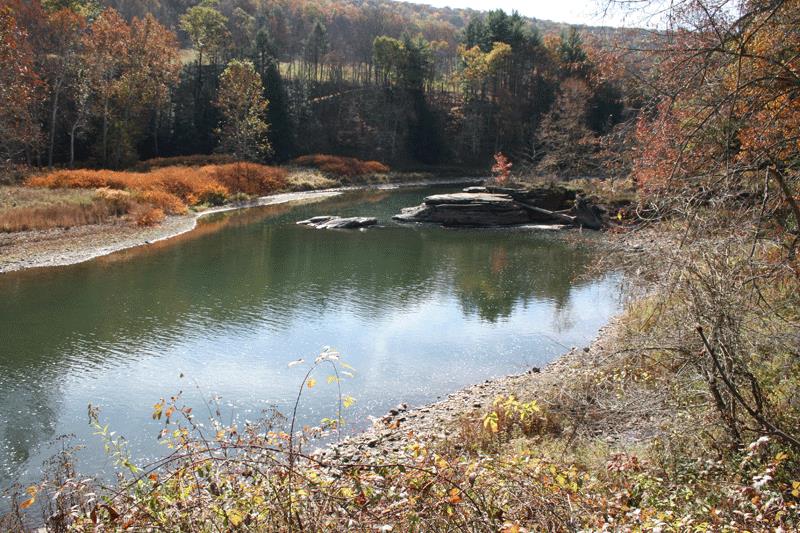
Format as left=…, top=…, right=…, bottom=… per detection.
left=206, top=162, right=288, bottom=196
left=94, top=188, right=134, bottom=216
left=27, top=169, right=128, bottom=190
left=137, top=190, right=187, bottom=215
left=291, top=154, right=390, bottom=178
left=20, top=162, right=295, bottom=230
left=194, top=182, right=228, bottom=206
left=132, top=206, right=165, bottom=227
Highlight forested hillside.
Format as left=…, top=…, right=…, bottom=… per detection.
left=1, top=0, right=648, bottom=173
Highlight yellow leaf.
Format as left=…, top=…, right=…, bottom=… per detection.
left=307, top=378, right=316, bottom=389
left=327, top=375, right=339, bottom=384
left=20, top=497, right=35, bottom=510
left=448, top=488, right=463, bottom=504
left=343, top=395, right=355, bottom=408
left=228, top=509, right=243, bottom=527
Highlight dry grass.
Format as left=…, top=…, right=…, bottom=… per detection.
left=291, top=154, right=389, bottom=178
left=284, top=169, right=338, bottom=191
left=0, top=186, right=95, bottom=213
left=0, top=198, right=132, bottom=232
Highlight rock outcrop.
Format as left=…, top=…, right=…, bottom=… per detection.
left=393, top=185, right=606, bottom=229
left=393, top=192, right=531, bottom=226
left=297, top=216, right=378, bottom=229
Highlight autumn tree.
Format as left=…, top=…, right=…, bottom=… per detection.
left=123, top=14, right=181, bottom=158
left=536, top=77, right=599, bottom=177
left=84, top=7, right=129, bottom=165
left=305, top=21, right=328, bottom=82
left=40, top=7, right=85, bottom=167
left=0, top=7, right=41, bottom=163
left=608, top=0, right=800, bottom=453
left=180, top=0, right=228, bottom=97
left=215, top=59, right=271, bottom=161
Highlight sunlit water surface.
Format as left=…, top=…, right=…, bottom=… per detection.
left=0, top=185, right=620, bottom=493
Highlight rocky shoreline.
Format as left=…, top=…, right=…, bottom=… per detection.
left=316, top=318, right=624, bottom=464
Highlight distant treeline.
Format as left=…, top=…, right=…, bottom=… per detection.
left=1, top=0, right=650, bottom=173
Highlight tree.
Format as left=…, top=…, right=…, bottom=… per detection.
left=84, top=7, right=129, bottom=165
left=536, top=78, right=598, bottom=177
left=373, top=35, right=404, bottom=86
left=215, top=59, right=271, bottom=161
left=557, top=27, right=588, bottom=75
left=0, top=7, right=42, bottom=163
left=123, top=14, right=181, bottom=158
left=305, top=21, right=328, bottom=82
left=610, top=0, right=800, bottom=452
left=180, top=0, right=228, bottom=95
left=41, top=7, right=85, bottom=167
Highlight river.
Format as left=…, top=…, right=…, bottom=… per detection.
left=0, top=185, right=620, bottom=493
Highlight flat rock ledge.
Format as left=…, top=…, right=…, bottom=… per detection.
left=297, top=215, right=378, bottom=229
left=393, top=186, right=606, bottom=229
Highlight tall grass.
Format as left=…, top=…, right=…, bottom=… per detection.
left=0, top=200, right=127, bottom=232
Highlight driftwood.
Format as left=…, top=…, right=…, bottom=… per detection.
left=516, top=201, right=577, bottom=225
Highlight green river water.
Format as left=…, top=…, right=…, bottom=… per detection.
left=0, top=185, right=620, bottom=493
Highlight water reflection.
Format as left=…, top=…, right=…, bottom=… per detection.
left=0, top=187, right=618, bottom=490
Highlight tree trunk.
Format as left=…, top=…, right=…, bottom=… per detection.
left=48, top=79, right=62, bottom=168
left=69, top=121, right=78, bottom=168
left=102, top=96, right=109, bottom=166
left=153, top=107, right=160, bottom=156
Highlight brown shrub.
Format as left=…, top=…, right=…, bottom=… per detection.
left=138, top=190, right=187, bottom=215
left=26, top=167, right=236, bottom=207
left=20, top=162, right=295, bottom=229
left=94, top=188, right=135, bottom=216
left=206, top=163, right=288, bottom=196
left=291, top=154, right=390, bottom=178
left=133, top=205, right=166, bottom=227
left=27, top=169, right=128, bottom=190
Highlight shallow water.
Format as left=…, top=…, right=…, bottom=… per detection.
left=0, top=185, right=620, bottom=492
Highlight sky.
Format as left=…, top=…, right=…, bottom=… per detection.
left=393, top=0, right=640, bottom=27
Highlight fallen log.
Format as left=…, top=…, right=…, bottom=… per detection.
left=516, top=201, right=577, bottom=225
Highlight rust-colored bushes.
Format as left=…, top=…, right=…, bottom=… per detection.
left=291, top=154, right=389, bottom=178
left=206, top=163, right=288, bottom=196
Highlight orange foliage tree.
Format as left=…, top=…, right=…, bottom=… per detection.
left=0, top=7, right=41, bottom=163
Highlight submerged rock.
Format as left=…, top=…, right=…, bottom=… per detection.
left=297, top=216, right=378, bottom=229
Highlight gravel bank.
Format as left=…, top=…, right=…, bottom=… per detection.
left=0, top=190, right=345, bottom=274
left=317, top=318, right=623, bottom=464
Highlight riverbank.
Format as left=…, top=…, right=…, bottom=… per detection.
left=0, top=178, right=480, bottom=274
left=318, top=316, right=631, bottom=464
